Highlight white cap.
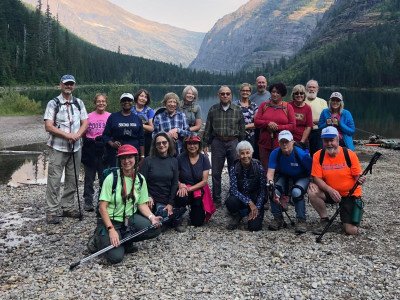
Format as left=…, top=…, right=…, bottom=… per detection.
left=278, top=130, right=293, bottom=142
left=321, top=126, right=339, bottom=139
left=120, top=93, right=134, bottom=101
left=330, top=92, right=343, bottom=101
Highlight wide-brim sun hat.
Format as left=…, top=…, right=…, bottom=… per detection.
left=117, top=144, right=138, bottom=156
left=120, top=93, right=134, bottom=101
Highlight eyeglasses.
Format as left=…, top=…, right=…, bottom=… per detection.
left=219, top=92, right=231, bottom=96
left=241, top=89, right=251, bottom=92
left=120, top=155, right=135, bottom=160
left=63, top=82, right=75, bottom=86
left=121, top=98, right=133, bottom=102
left=156, top=140, right=168, bottom=146
left=294, top=92, right=305, bottom=96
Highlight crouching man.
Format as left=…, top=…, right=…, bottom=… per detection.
left=226, top=141, right=266, bottom=231
left=266, top=130, right=312, bottom=234
left=308, top=126, right=366, bottom=235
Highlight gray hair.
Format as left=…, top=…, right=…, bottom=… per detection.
left=306, top=79, right=319, bottom=89
left=182, top=85, right=198, bottom=101
left=236, top=141, right=254, bottom=155
left=162, top=92, right=180, bottom=107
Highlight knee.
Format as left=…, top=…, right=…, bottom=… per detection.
left=105, top=250, right=124, bottom=264
left=225, top=196, right=240, bottom=213
left=291, top=187, right=303, bottom=201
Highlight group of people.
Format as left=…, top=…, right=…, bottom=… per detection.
left=43, top=74, right=364, bottom=264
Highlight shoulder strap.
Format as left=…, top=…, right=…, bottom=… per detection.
left=319, top=147, right=351, bottom=168
left=111, top=168, right=118, bottom=195
left=137, top=172, right=144, bottom=190
left=319, top=148, right=326, bottom=165
left=72, top=96, right=81, bottom=112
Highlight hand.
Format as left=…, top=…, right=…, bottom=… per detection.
left=327, top=187, right=341, bottom=203
left=147, top=197, right=154, bottom=210
left=273, top=194, right=280, bottom=205
left=203, top=147, right=209, bottom=156
left=248, top=202, right=259, bottom=220
left=111, top=141, right=121, bottom=149
left=308, top=182, right=318, bottom=194
left=357, top=175, right=366, bottom=185
left=332, top=118, right=339, bottom=126
left=108, top=228, right=120, bottom=247
left=168, top=128, right=178, bottom=140
left=150, top=215, right=163, bottom=227
left=177, top=184, right=188, bottom=197
left=326, top=118, right=332, bottom=125
left=164, top=204, right=174, bottom=216
left=267, top=122, right=278, bottom=131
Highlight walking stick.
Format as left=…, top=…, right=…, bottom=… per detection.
left=71, top=143, right=83, bottom=221
left=316, top=152, right=382, bottom=243
left=267, top=180, right=295, bottom=226
left=70, top=217, right=169, bottom=270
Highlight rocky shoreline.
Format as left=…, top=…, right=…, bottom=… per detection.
left=0, top=117, right=399, bottom=299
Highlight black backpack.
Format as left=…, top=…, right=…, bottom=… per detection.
left=319, top=147, right=352, bottom=168
left=52, top=96, right=81, bottom=126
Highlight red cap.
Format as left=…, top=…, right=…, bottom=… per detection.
left=117, top=144, right=138, bottom=157
left=184, top=135, right=201, bottom=143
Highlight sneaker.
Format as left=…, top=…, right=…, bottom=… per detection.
left=226, top=215, right=242, bottom=231
left=46, top=214, right=61, bottom=224
left=268, top=217, right=287, bottom=231
left=87, top=235, right=98, bottom=254
left=295, top=219, right=307, bottom=234
left=84, top=203, right=94, bottom=212
left=312, top=218, right=330, bottom=235
left=175, top=224, right=187, bottom=233
left=62, top=210, right=81, bottom=219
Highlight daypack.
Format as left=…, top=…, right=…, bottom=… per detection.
left=319, top=147, right=352, bottom=168
left=52, top=96, right=81, bottom=126
left=261, top=100, right=288, bottom=117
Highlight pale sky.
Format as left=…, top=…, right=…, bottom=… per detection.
left=108, top=0, right=249, bottom=32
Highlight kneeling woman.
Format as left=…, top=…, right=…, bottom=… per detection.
left=89, top=145, right=162, bottom=264
left=226, top=141, right=266, bottom=231
left=176, top=135, right=214, bottom=227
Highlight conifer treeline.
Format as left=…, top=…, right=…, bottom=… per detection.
left=0, top=0, right=237, bottom=85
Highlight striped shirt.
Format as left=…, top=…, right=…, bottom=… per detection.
left=203, top=102, right=246, bottom=145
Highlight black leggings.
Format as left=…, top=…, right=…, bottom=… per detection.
left=175, top=194, right=205, bottom=227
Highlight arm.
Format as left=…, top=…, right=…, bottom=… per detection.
left=339, top=110, right=355, bottom=135
left=142, top=118, right=154, bottom=133
left=238, top=112, right=246, bottom=141
left=190, top=118, right=202, bottom=132
left=169, top=159, right=179, bottom=206
left=254, top=103, right=270, bottom=128
left=177, top=113, right=192, bottom=138
left=313, top=176, right=341, bottom=203
left=255, top=164, right=266, bottom=209
left=318, top=109, right=329, bottom=129
left=228, top=166, right=252, bottom=205
left=98, top=201, right=120, bottom=247
left=203, top=110, right=213, bottom=153
left=138, top=203, right=162, bottom=225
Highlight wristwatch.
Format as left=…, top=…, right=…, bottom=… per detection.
left=107, top=225, right=114, bottom=231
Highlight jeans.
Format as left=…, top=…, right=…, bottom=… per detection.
left=225, top=195, right=264, bottom=231
left=154, top=202, right=187, bottom=227
left=270, top=176, right=309, bottom=220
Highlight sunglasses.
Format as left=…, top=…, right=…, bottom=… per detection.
left=121, top=98, right=133, bottom=102
left=63, top=82, right=75, bottom=86
left=241, top=89, right=251, bottom=92
left=156, top=140, right=168, bottom=146
left=294, top=92, right=305, bottom=96
left=331, top=98, right=342, bottom=102
left=219, top=92, right=231, bottom=96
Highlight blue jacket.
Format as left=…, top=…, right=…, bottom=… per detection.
left=318, top=108, right=355, bottom=150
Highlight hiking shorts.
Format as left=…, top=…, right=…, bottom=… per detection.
left=324, top=194, right=360, bottom=224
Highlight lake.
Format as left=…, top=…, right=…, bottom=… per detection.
left=1, top=84, right=399, bottom=186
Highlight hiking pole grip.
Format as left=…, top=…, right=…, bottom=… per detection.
left=315, top=152, right=382, bottom=243
left=69, top=261, right=80, bottom=270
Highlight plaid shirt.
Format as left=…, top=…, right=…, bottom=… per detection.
left=43, top=94, right=88, bottom=152
left=204, top=102, right=246, bottom=145
left=153, top=110, right=191, bottom=153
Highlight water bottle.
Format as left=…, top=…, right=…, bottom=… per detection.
left=351, top=198, right=364, bottom=224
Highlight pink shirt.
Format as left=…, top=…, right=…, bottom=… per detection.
left=85, top=111, right=111, bottom=139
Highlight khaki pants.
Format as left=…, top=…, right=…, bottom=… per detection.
left=46, top=147, right=81, bottom=214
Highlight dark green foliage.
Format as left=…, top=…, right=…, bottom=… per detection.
left=0, top=0, right=236, bottom=86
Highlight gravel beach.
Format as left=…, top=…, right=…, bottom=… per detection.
left=0, top=116, right=399, bottom=299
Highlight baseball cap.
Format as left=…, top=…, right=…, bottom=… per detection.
left=330, top=92, right=343, bottom=101
left=278, top=130, right=293, bottom=142
left=321, top=126, right=339, bottom=139
left=120, top=93, right=134, bottom=101
left=60, top=74, right=76, bottom=83
left=117, top=144, right=138, bottom=157
left=184, top=135, right=201, bottom=143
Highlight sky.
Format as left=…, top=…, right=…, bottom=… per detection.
left=108, top=0, right=249, bottom=32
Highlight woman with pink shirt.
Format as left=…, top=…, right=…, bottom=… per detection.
left=254, top=82, right=295, bottom=168
left=81, top=93, right=111, bottom=211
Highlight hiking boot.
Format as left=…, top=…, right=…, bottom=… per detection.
left=226, top=214, right=242, bottom=231
left=87, top=235, right=98, bottom=254
left=62, top=210, right=81, bottom=219
left=312, top=218, right=330, bottom=235
left=295, top=219, right=307, bottom=234
left=124, top=243, right=139, bottom=254
left=84, top=203, right=94, bottom=212
left=175, top=224, right=187, bottom=233
left=268, top=217, right=287, bottom=231
left=46, top=214, right=61, bottom=224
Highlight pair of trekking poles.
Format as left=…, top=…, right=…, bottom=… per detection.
left=266, top=151, right=381, bottom=242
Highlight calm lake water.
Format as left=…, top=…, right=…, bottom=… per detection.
left=1, top=84, right=399, bottom=186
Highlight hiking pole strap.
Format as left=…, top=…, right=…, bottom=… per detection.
left=315, top=152, right=382, bottom=243
left=69, top=217, right=169, bottom=270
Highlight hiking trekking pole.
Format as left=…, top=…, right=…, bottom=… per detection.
left=69, top=216, right=169, bottom=270
left=71, top=142, right=83, bottom=221
left=316, top=152, right=382, bottom=243
left=267, top=180, right=295, bottom=226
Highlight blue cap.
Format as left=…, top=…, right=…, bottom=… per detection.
left=321, top=126, right=339, bottom=139
left=60, top=74, right=76, bottom=83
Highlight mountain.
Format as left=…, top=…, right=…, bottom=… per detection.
left=271, top=0, right=400, bottom=87
left=190, top=0, right=334, bottom=73
left=21, top=0, right=205, bottom=67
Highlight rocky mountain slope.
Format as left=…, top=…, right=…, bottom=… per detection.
left=190, top=0, right=334, bottom=73
left=21, top=0, right=204, bottom=67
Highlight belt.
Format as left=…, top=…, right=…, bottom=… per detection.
left=216, top=136, right=237, bottom=142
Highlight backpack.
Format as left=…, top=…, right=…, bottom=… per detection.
left=52, top=96, right=81, bottom=126
left=275, top=146, right=309, bottom=174
left=319, top=147, right=352, bottom=168
left=261, top=100, right=288, bottom=117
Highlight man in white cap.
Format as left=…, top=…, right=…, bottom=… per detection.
left=44, top=74, right=88, bottom=224
left=308, top=126, right=366, bottom=235
left=304, top=79, right=328, bottom=156
left=266, top=130, right=312, bottom=233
